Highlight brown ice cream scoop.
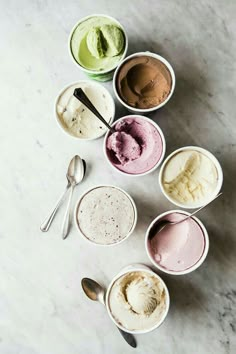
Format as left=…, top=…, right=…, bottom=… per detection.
left=116, top=56, right=172, bottom=109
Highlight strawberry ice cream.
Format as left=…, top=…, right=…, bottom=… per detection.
left=147, top=212, right=206, bottom=272
left=105, top=116, right=164, bottom=175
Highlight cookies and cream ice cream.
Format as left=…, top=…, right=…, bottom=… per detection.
left=56, top=82, right=114, bottom=139
left=108, top=271, right=167, bottom=331
left=162, top=150, right=219, bottom=206
left=116, top=55, right=172, bottom=109
left=106, top=117, right=164, bottom=174
left=70, top=16, right=125, bottom=72
left=75, top=186, right=136, bottom=245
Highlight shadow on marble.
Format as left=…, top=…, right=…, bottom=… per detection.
left=134, top=197, right=165, bottom=238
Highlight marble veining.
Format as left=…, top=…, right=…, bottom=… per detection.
left=0, top=0, right=235, bottom=353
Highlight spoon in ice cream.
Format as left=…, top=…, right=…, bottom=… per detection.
left=73, top=88, right=116, bottom=133
left=61, top=155, right=86, bottom=239
left=73, top=88, right=142, bottom=166
left=40, top=156, right=85, bottom=232
left=149, top=192, right=222, bottom=239
left=81, top=278, right=137, bottom=348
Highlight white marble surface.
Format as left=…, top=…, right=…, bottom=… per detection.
left=1, top=0, right=236, bottom=353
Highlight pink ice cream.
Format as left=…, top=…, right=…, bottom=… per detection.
left=107, top=131, right=141, bottom=165
left=106, top=117, right=163, bottom=174
left=148, top=213, right=205, bottom=272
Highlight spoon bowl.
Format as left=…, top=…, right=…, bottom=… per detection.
left=62, top=155, right=86, bottom=239
left=40, top=155, right=85, bottom=232
left=81, top=278, right=105, bottom=305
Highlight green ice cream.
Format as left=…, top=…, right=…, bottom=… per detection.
left=70, top=16, right=125, bottom=72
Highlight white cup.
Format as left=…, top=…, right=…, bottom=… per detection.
left=103, top=115, right=166, bottom=176
left=68, top=14, right=128, bottom=82
left=74, top=185, right=137, bottom=246
left=106, top=263, right=170, bottom=334
left=54, top=81, right=115, bottom=141
left=113, top=51, right=175, bottom=114
left=159, top=146, right=223, bottom=209
left=145, top=210, right=209, bottom=275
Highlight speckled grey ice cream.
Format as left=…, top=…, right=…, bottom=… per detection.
left=75, top=186, right=136, bottom=245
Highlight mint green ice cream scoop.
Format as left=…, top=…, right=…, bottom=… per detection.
left=69, top=15, right=127, bottom=81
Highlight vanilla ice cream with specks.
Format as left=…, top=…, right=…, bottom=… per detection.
left=108, top=271, right=167, bottom=331
left=56, top=82, right=114, bottom=139
left=75, top=186, right=136, bottom=245
left=162, top=150, right=218, bottom=206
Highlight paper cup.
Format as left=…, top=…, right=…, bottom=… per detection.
left=68, top=14, right=128, bottom=82
left=113, top=51, right=175, bottom=113
left=159, top=146, right=223, bottom=209
left=106, top=264, right=170, bottom=334
left=103, top=115, right=166, bottom=176
left=145, top=210, right=209, bottom=275
left=74, top=185, right=137, bottom=246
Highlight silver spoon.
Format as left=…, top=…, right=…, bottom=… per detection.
left=61, top=155, right=86, bottom=239
left=149, top=192, right=222, bottom=239
left=81, top=278, right=137, bottom=348
left=73, top=88, right=116, bottom=133
left=40, top=156, right=77, bottom=232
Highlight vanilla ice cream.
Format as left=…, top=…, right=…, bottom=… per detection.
left=108, top=271, right=167, bottom=331
left=56, top=82, right=114, bottom=139
left=162, top=149, right=219, bottom=206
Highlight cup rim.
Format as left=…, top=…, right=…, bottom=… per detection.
left=74, top=184, right=137, bottom=246
left=159, top=146, right=223, bottom=209
left=145, top=209, right=210, bottom=275
left=112, top=51, right=176, bottom=113
left=54, top=80, right=115, bottom=141
left=105, top=265, right=170, bottom=334
left=68, top=14, right=128, bottom=75
left=103, top=114, right=166, bottom=176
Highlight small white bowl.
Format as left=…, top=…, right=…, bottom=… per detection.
left=106, top=264, right=170, bottom=334
left=113, top=51, right=175, bottom=114
left=103, top=115, right=166, bottom=177
left=55, top=81, right=115, bottom=141
left=68, top=14, right=128, bottom=82
left=74, top=185, right=137, bottom=246
left=159, top=146, right=223, bottom=209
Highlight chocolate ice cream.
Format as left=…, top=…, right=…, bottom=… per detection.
left=116, top=55, right=172, bottom=109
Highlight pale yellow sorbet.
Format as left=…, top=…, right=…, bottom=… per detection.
left=162, top=150, right=218, bottom=206
left=108, top=271, right=167, bottom=331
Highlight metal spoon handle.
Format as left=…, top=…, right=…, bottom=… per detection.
left=117, top=327, right=137, bottom=348
left=62, top=184, right=75, bottom=239
left=73, top=88, right=115, bottom=133
left=40, top=183, right=70, bottom=232
left=174, top=192, right=223, bottom=225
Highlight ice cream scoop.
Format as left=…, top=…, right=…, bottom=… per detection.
left=107, top=131, right=141, bottom=165
left=105, top=116, right=165, bottom=175
left=126, top=279, right=158, bottom=315
left=87, top=24, right=124, bottom=59
left=70, top=15, right=126, bottom=72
